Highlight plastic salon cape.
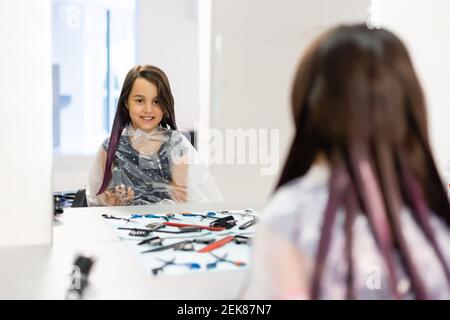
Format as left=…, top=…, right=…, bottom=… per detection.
left=86, top=125, right=223, bottom=206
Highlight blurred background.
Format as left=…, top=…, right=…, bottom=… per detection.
left=1, top=1, right=450, bottom=246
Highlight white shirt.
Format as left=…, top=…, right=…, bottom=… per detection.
left=244, top=164, right=450, bottom=299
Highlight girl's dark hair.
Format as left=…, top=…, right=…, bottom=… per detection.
left=278, top=24, right=450, bottom=299
left=97, top=65, right=177, bottom=195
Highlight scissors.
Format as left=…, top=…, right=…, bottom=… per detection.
left=206, top=252, right=246, bottom=269
left=151, top=257, right=201, bottom=275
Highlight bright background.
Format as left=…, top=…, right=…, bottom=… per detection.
left=1, top=0, right=450, bottom=246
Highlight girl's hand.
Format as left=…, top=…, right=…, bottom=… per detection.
left=103, top=185, right=134, bottom=206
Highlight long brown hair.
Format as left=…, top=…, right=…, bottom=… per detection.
left=97, top=65, right=177, bottom=195
left=278, top=24, right=450, bottom=299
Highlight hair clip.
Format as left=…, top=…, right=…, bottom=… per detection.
left=210, top=216, right=236, bottom=229
left=145, top=222, right=165, bottom=231
left=233, top=234, right=252, bottom=245
left=238, top=216, right=258, bottom=230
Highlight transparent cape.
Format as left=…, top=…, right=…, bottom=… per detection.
left=86, top=125, right=223, bottom=206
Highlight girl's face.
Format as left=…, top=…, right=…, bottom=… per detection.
left=126, top=78, right=165, bottom=133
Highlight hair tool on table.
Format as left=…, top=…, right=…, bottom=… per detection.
left=206, top=252, right=246, bottom=269
left=65, top=254, right=96, bottom=300
left=180, top=211, right=217, bottom=221
left=151, top=257, right=201, bottom=276
left=197, top=234, right=252, bottom=253
left=138, top=236, right=215, bottom=246
left=116, top=227, right=199, bottom=237
left=225, top=209, right=259, bottom=230
left=102, top=214, right=139, bottom=224
left=162, top=221, right=225, bottom=231
left=238, top=215, right=258, bottom=230
left=140, top=239, right=195, bottom=253
left=130, top=213, right=182, bottom=222
left=209, top=215, right=237, bottom=229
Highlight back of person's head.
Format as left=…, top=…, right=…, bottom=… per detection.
left=278, top=23, right=450, bottom=299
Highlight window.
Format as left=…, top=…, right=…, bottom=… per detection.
left=52, top=0, right=136, bottom=155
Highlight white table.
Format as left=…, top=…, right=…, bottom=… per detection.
left=0, top=202, right=263, bottom=299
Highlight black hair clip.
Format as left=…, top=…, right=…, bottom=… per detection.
left=234, top=235, right=252, bottom=245
left=65, top=254, right=95, bottom=300
left=209, top=215, right=236, bottom=229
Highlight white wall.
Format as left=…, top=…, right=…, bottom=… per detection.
left=208, top=0, right=370, bottom=204
left=137, top=0, right=199, bottom=131
left=53, top=155, right=95, bottom=192
left=0, top=0, right=53, bottom=246
left=371, top=0, right=450, bottom=182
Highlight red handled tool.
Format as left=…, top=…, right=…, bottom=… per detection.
left=162, top=221, right=225, bottom=231
left=197, top=235, right=235, bottom=253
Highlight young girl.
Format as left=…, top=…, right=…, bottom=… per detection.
left=86, top=65, right=222, bottom=206
left=245, top=25, right=450, bottom=299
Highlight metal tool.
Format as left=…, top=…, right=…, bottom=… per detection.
left=206, top=252, right=246, bottom=269
left=140, top=239, right=194, bottom=254
left=102, top=214, right=137, bottom=224
left=130, top=213, right=182, bottom=222
left=151, top=257, right=201, bottom=275
left=210, top=215, right=236, bottom=229
left=181, top=211, right=217, bottom=221
left=238, top=216, right=258, bottom=230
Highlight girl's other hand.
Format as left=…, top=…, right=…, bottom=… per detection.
left=103, top=185, right=134, bottom=206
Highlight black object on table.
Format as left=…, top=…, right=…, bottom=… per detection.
left=65, top=254, right=95, bottom=300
